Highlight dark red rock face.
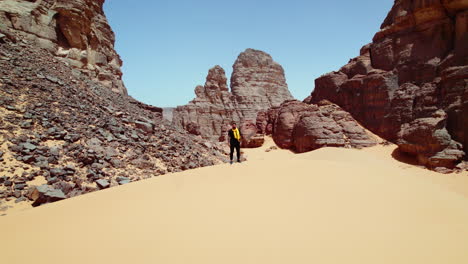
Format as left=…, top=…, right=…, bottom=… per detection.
left=261, top=100, right=377, bottom=153
left=398, top=110, right=464, bottom=168
left=309, top=0, right=468, bottom=169
left=173, top=49, right=294, bottom=147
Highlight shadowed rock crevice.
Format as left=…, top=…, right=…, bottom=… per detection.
left=53, top=13, right=71, bottom=49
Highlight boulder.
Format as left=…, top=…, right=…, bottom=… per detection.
left=398, top=110, right=465, bottom=168
left=28, top=185, right=66, bottom=207
left=95, top=179, right=110, bottom=189
left=271, top=100, right=377, bottom=152
left=273, top=101, right=313, bottom=149
left=116, top=176, right=130, bottom=185
left=134, top=121, right=153, bottom=134
left=240, top=120, right=264, bottom=148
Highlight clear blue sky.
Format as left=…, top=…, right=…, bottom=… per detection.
left=103, top=0, right=393, bottom=107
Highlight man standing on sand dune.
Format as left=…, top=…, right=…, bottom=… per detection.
left=228, top=122, right=242, bottom=164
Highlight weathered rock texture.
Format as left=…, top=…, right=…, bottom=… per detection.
left=309, top=0, right=467, bottom=169
left=0, top=0, right=126, bottom=94
left=172, top=65, right=240, bottom=142
left=173, top=49, right=294, bottom=147
left=0, top=22, right=225, bottom=214
left=231, top=49, right=293, bottom=119
left=259, top=100, right=377, bottom=153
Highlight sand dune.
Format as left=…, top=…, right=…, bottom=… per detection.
left=1, top=138, right=468, bottom=264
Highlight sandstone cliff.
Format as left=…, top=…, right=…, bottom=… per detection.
left=173, top=49, right=294, bottom=146
left=308, top=0, right=467, bottom=169
left=0, top=0, right=126, bottom=94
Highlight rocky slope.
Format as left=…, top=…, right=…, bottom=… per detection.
left=0, top=0, right=126, bottom=94
left=308, top=0, right=467, bottom=169
left=0, top=11, right=225, bottom=214
left=173, top=49, right=293, bottom=146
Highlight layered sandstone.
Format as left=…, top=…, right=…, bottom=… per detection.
left=0, top=0, right=126, bottom=94
left=172, top=65, right=239, bottom=141
left=309, top=0, right=467, bottom=169
left=231, top=49, right=293, bottom=119
left=173, top=49, right=294, bottom=146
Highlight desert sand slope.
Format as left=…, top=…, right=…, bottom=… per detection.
left=1, top=138, right=468, bottom=264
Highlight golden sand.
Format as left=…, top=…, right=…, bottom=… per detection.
left=0, top=137, right=467, bottom=263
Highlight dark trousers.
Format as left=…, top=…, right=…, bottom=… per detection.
left=230, top=141, right=240, bottom=161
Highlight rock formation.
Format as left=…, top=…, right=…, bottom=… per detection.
left=258, top=100, right=378, bottom=153
left=231, top=49, right=293, bottom=119
left=173, top=49, right=293, bottom=146
left=0, top=0, right=126, bottom=94
left=172, top=65, right=240, bottom=142
left=0, top=2, right=226, bottom=214
left=308, top=0, right=467, bottom=169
